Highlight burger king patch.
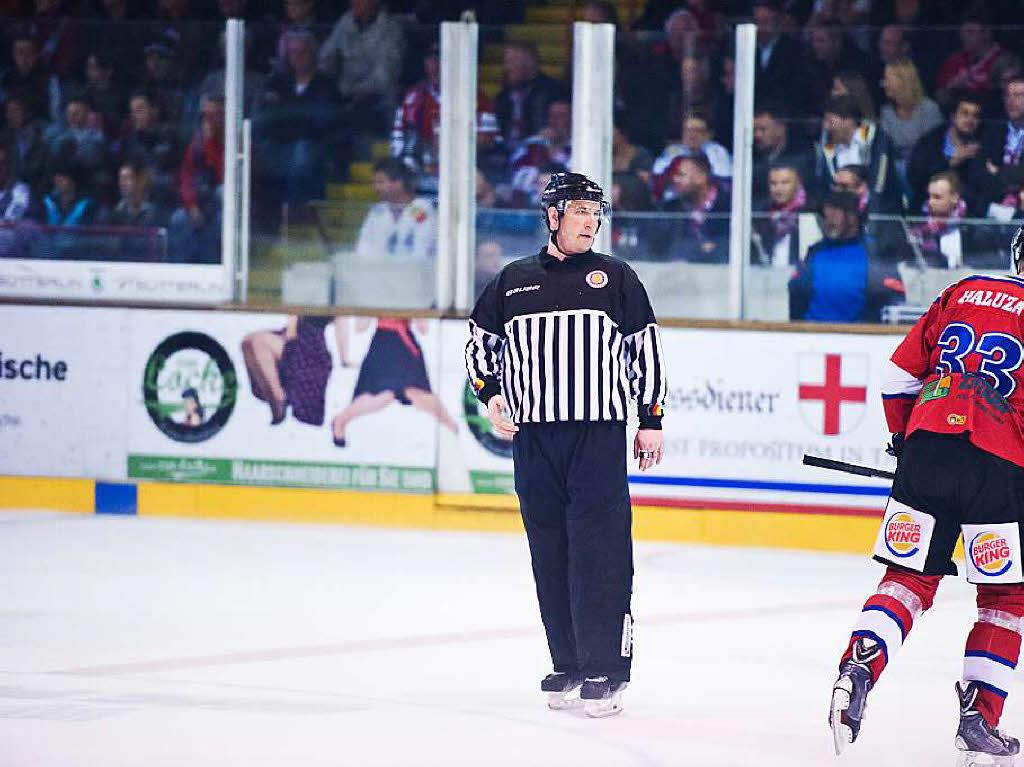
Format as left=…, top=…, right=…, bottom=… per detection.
left=872, top=499, right=935, bottom=572
left=962, top=523, right=1023, bottom=584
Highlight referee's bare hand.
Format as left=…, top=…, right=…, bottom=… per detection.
left=487, top=395, right=519, bottom=440
left=634, top=429, right=663, bottom=471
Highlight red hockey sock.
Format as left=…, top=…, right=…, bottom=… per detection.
left=963, top=584, right=1024, bottom=727
left=841, top=567, right=941, bottom=684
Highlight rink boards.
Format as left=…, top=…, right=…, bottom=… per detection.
left=0, top=304, right=907, bottom=552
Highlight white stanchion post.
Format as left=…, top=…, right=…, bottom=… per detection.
left=223, top=19, right=244, bottom=302
left=439, top=21, right=478, bottom=313
left=240, top=117, right=251, bottom=303
left=571, top=22, right=614, bottom=255
left=728, top=23, right=756, bottom=320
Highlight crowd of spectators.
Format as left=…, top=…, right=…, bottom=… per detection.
left=6, top=0, right=1024, bottom=279
left=0, top=0, right=523, bottom=262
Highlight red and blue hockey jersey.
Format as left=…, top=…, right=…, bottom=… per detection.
left=883, top=274, right=1024, bottom=468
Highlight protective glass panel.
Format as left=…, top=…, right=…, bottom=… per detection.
left=248, top=19, right=439, bottom=308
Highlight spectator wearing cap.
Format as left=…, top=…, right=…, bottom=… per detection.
left=141, top=30, right=185, bottom=130
left=0, top=29, right=61, bottom=125
left=752, top=0, right=808, bottom=116
left=907, top=92, right=988, bottom=215
left=494, top=42, right=566, bottom=151
left=753, top=163, right=809, bottom=266
left=353, top=158, right=436, bottom=261
left=150, top=0, right=210, bottom=86
left=660, top=151, right=731, bottom=263
left=812, top=95, right=898, bottom=211
left=319, top=0, right=405, bottom=137
left=256, top=29, right=341, bottom=213
left=752, top=101, right=814, bottom=209
left=789, top=189, right=905, bottom=322
left=168, top=93, right=224, bottom=264
left=908, top=170, right=999, bottom=270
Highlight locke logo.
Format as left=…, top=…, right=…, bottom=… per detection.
left=797, top=353, right=868, bottom=436
left=143, top=331, right=237, bottom=443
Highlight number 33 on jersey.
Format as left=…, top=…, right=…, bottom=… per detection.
left=882, top=275, right=1024, bottom=469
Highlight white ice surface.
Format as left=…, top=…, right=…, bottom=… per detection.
left=0, top=511, right=1005, bottom=766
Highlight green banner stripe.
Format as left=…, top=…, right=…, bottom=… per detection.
left=127, top=454, right=435, bottom=493
left=469, top=470, right=516, bottom=495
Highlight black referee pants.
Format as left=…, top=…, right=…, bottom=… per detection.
left=513, top=420, right=633, bottom=682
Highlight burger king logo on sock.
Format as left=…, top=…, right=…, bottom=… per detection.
left=970, top=531, right=1013, bottom=577
left=884, top=511, right=922, bottom=558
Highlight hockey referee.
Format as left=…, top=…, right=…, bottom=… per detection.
left=465, top=172, right=667, bottom=717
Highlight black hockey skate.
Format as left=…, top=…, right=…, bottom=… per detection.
left=541, top=672, right=584, bottom=710
left=955, top=681, right=1020, bottom=767
left=829, top=638, right=880, bottom=755
left=580, top=676, right=627, bottom=718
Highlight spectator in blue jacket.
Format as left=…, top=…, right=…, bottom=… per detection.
left=789, top=189, right=905, bottom=322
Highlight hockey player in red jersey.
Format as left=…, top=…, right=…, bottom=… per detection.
left=830, top=226, right=1024, bottom=764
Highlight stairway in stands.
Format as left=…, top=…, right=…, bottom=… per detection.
left=251, top=0, right=638, bottom=303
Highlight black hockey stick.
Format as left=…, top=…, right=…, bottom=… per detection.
left=802, top=454, right=895, bottom=481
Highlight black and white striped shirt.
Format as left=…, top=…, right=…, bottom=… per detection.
left=466, top=248, right=667, bottom=428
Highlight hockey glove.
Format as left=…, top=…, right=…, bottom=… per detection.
left=885, top=432, right=905, bottom=459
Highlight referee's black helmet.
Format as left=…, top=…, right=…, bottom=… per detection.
left=541, top=172, right=609, bottom=229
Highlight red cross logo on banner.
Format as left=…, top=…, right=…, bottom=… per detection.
left=798, top=353, right=867, bottom=435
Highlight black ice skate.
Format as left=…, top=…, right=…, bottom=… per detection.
left=955, top=681, right=1020, bottom=767
left=580, top=676, right=627, bottom=718
left=541, top=672, right=584, bottom=710
left=830, top=638, right=880, bottom=755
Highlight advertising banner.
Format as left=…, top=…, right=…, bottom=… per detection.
left=0, top=260, right=229, bottom=304
left=438, top=321, right=903, bottom=513
left=0, top=305, right=129, bottom=479
left=125, top=312, right=446, bottom=492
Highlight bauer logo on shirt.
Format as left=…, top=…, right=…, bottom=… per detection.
left=970, top=531, right=1014, bottom=577
left=585, top=270, right=608, bottom=289
left=884, top=511, right=922, bottom=558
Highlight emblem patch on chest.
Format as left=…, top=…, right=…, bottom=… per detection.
left=586, top=270, right=608, bottom=289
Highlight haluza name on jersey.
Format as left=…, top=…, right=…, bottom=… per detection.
left=957, top=289, right=1024, bottom=315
